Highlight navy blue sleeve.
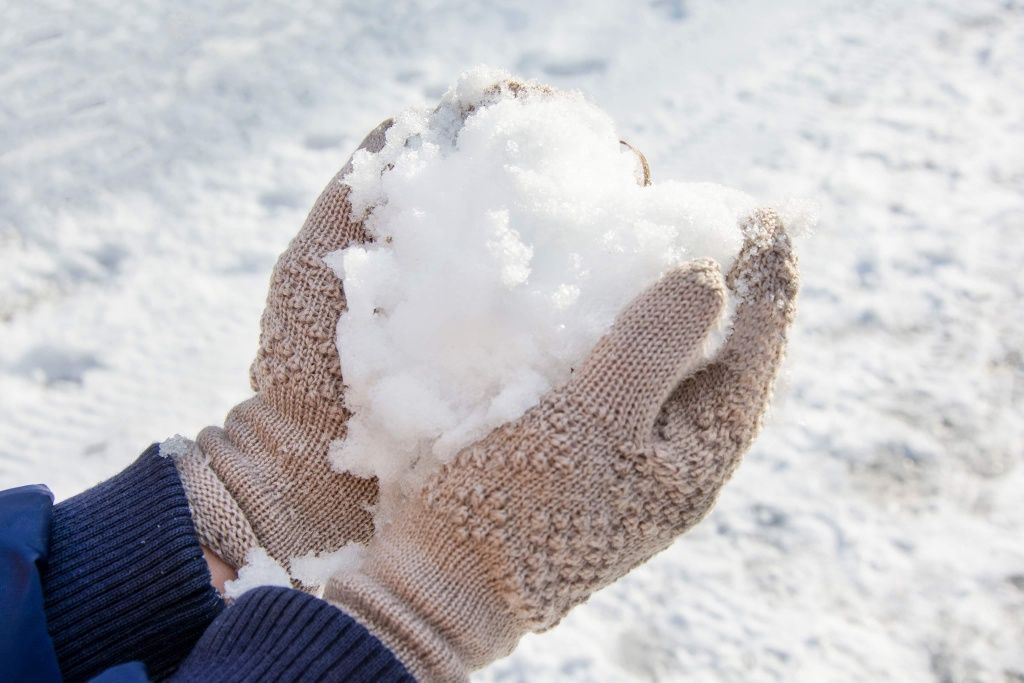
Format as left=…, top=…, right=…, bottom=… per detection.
left=0, top=484, right=63, bottom=682
left=172, top=586, right=414, bottom=683
left=7, top=443, right=414, bottom=682
left=40, top=444, right=226, bottom=681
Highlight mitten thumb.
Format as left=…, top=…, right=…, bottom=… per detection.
left=565, top=258, right=728, bottom=443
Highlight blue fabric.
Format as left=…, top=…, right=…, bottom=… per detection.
left=0, top=445, right=414, bottom=682
left=86, top=662, right=149, bottom=682
left=41, top=444, right=226, bottom=681
left=0, top=484, right=63, bottom=682
left=173, top=586, right=414, bottom=682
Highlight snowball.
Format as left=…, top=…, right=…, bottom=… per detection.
left=328, top=66, right=757, bottom=520
left=223, top=548, right=292, bottom=600
left=290, top=543, right=366, bottom=590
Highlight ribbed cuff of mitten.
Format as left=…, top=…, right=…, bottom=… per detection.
left=41, top=444, right=225, bottom=682
left=173, top=431, right=262, bottom=570
left=173, top=586, right=414, bottom=682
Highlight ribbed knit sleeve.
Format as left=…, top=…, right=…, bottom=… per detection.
left=173, top=586, right=415, bottom=682
left=41, top=444, right=225, bottom=682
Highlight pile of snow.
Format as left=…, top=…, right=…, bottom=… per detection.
left=326, top=67, right=757, bottom=517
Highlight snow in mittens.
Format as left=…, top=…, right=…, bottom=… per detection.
left=324, top=67, right=755, bottom=510
left=4, top=2, right=1022, bottom=680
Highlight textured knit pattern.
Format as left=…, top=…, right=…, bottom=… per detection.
left=41, top=445, right=225, bottom=682
left=178, top=120, right=393, bottom=570
left=172, top=586, right=414, bottom=683
left=328, top=210, right=799, bottom=682
left=179, top=85, right=650, bottom=572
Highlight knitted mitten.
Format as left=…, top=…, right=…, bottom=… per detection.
left=173, top=120, right=393, bottom=570
left=175, top=78, right=650, bottom=572
left=325, top=209, right=798, bottom=682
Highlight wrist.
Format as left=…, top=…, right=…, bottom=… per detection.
left=201, top=545, right=238, bottom=594
left=171, top=432, right=262, bottom=570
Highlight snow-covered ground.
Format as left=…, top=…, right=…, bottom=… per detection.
left=1, top=0, right=1021, bottom=680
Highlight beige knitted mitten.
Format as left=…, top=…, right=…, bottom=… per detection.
left=175, top=78, right=650, bottom=572
left=173, top=120, right=393, bottom=570
left=325, top=209, right=798, bottom=682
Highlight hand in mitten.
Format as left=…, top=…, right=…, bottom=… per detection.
left=174, top=77, right=653, bottom=576
left=172, top=120, right=393, bottom=572
left=324, top=209, right=798, bottom=681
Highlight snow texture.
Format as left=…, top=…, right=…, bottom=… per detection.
left=158, top=434, right=196, bottom=460
left=227, top=545, right=365, bottom=599
left=223, top=548, right=292, bottom=601
left=1, top=1, right=1022, bottom=681
left=327, top=66, right=753, bottom=513
left=290, top=543, right=367, bottom=591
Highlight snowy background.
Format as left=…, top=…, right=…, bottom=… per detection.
left=1, top=0, right=1022, bottom=681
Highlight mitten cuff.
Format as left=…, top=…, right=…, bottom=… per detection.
left=172, top=432, right=262, bottom=570
left=190, top=393, right=377, bottom=570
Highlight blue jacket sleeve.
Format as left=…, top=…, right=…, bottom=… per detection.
left=172, top=587, right=414, bottom=682
left=39, top=444, right=226, bottom=681
left=0, top=484, right=63, bottom=682
left=3, top=444, right=415, bottom=682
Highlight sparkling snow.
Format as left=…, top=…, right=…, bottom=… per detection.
left=327, top=66, right=752, bottom=516
left=1, top=1, right=1021, bottom=681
